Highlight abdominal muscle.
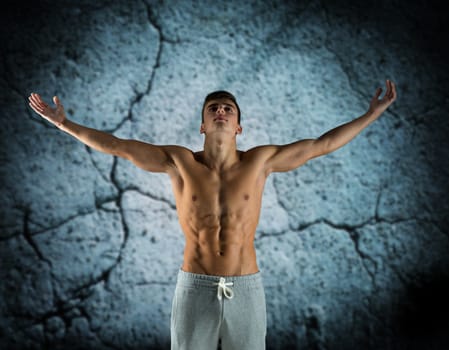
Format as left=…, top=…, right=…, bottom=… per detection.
left=182, top=231, right=259, bottom=276
left=179, top=209, right=261, bottom=276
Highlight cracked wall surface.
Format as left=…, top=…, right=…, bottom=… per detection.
left=1, top=0, right=449, bottom=349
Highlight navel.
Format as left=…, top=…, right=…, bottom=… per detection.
left=192, top=195, right=197, bottom=202
left=244, top=194, right=249, bottom=201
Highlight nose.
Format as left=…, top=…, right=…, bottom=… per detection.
left=216, top=105, right=225, bottom=114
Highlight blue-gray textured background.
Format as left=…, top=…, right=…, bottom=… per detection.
left=1, top=0, right=449, bottom=349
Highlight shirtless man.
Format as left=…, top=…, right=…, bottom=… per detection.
left=28, top=81, right=397, bottom=350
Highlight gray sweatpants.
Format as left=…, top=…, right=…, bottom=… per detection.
left=171, top=269, right=266, bottom=350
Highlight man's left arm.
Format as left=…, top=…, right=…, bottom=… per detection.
left=263, top=79, right=397, bottom=174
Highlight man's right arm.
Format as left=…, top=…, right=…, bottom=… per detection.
left=60, top=119, right=174, bottom=173
left=29, top=93, right=175, bottom=173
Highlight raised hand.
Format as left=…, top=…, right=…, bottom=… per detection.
left=28, top=93, right=66, bottom=126
left=368, top=80, right=397, bottom=116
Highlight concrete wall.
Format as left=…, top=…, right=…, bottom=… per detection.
left=1, top=0, right=448, bottom=349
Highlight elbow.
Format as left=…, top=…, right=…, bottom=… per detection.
left=313, top=138, right=331, bottom=157
left=110, top=137, right=129, bottom=158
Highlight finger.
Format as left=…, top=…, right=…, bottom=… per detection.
left=29, top=93, right=41, bottom=105
left=29, top=95, right=47, bottom=111
left=28, top=96, right=40, bottom=109
left=385, top=79, right=391, bottom=97
left=35, top=94, right=50, bottom=108
left=31, top=93, right=47, bottom=108
left=30, top=99, right=44, bottom=112
left=29, top=102, right=44, bottom=114
left=53, top=96, right=61, bottom=107
left=373, top=87, right=382, bottom=99
left=385, top=80, right=393, bottom=99
left=39, top=97, right=51, bottom=109
left=388, top=80, right=393, bottom=99
left=391, top=81, right=397, bottom=100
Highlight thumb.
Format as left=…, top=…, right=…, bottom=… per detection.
left=53, top=96, right=61, bottom=106
left=373, top=87, right=382, bottom=100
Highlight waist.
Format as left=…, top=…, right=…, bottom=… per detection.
left=182, top=240, right=258, bottom=276
left=176, top=269, right=263, bottom=290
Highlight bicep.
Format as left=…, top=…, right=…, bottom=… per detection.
left=264, top=138, right=328, bottom=174
left=115, top=139, right=175, bottom=173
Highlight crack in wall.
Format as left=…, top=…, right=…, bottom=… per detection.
left=122, top=185, right=176, bottom=211
left=20, top=206, right=52, bottom=266
left=108, top=1, right=166, bottom=135
left=374, top=187, right=382, bottom=222
left=311, top=217, right=416, bottom=288
left=21, top=148, right=177, bottom=307
left=85, top=146, right=113, bottom=184
left=143, top=1, right=199, bottom=45
left=99, top=156, right=129, bottom=292
left=144, top=1, right=172, bottom=44
left=9, top=279, right=95, bottom=338
left=46, top=152, right=179, bottom=298
left=257, top=216, right=422, bottom=290
left=76, top=305, right=118, bottom=350
left=346, top=229, right=377, bottom=287
left=315, top=218, right=378, bottom=286
left=84, top=131, right=176, bottom=211
left=4, top=201, right=125, bottom=336
left=26, top=209, right=98, bottom=237
left=257, top=229, right=290, bottom=240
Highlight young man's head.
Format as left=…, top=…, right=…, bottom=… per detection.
left=201, top=91, right=241, bottom=124
left=200, top=90, right=242, bottom=137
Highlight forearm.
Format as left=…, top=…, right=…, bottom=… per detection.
left=317, top=110, right=381, bottom=153
left=58, top=119, right=121, bottom=155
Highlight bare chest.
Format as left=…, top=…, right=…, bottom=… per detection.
left=171, top=159, right=267, bottom=223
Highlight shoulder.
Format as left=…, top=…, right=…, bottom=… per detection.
left=241, top=145, right=279, bottom=161
left=163, top=146, right=213, bottom=167
left=163, top=145, right=194, bottom=156
left=238, top=145, right=280, bottom=172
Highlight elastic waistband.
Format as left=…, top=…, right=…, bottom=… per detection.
left=176, top=269, right=263, bottom=290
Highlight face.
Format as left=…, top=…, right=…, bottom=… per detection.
left=200, top=98, right=242, bottom=136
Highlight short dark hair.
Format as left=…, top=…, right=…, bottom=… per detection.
left=201, top=90, right=241, bottom=124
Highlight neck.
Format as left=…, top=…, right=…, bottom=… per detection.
left=203, top=134, right=239, bottom=171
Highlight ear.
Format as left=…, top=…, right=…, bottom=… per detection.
left=236, top=125, right=242, bottom=135
left=200, top=123, right=205, bottom=134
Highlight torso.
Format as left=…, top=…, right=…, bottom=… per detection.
left=167, top=147, right=269, bottom=276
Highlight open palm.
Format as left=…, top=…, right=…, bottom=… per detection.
left=29, top=93, right=66, bottom=126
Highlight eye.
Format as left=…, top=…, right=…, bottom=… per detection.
left=209, top=106, right=218, bottom=112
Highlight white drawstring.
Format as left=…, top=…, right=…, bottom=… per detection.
left=213, top=277, right=234, bottom=300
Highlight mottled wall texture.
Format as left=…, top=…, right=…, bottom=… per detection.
left=1, top=0, right=449, bottom=349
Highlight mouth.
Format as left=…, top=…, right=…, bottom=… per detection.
left=214, top=117, right=227, bottom=122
